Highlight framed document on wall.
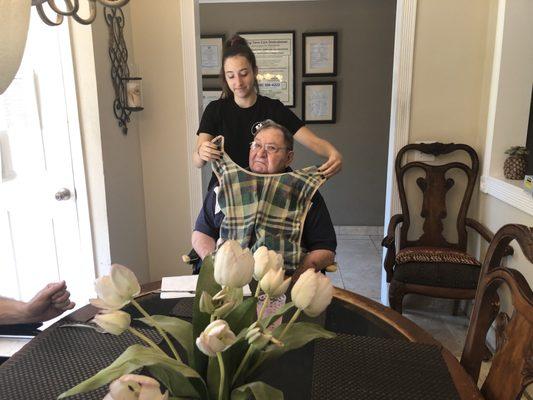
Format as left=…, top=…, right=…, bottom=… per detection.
left=239, top=31, right=295, bottom=107
left=303, top=32, right=337, bottom=77
left=202, top=89, right=222, bottom=112
left=200, top=35, right=225, bottom=78
left=302, top=82, right=336, bottom=124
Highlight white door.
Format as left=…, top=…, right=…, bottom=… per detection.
left=0, top=13, right=94, bottom=308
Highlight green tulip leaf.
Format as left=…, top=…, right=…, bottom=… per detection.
left=148, top=364, right=206, bottom=399
left=259, top=301, right=294, bottom=329
left=138, top=315, right=193, bottom=362
left=57, top=344, right=203, bottom=399
left=192, top=255, right=222, bottom=373
left=247, top=322, right=335, bottom=380
left=225, top=297, right=257, bottom=336
left=231, top=381, right=283, bottom=400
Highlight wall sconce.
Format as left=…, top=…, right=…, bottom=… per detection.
left=104, top=6, right=142, bottom=135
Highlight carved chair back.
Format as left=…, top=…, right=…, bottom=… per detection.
left=460, top=224, right=533, bottom=400
left=395, top=143, right=479, bottom=251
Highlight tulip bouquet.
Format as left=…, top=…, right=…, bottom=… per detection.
left=59, top=240, right=335, bottom=400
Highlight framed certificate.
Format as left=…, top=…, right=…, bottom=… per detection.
left=302, top=82, right=336, bottom=124
left=202, top=88, right=222, bottom=112
left=238, top=31, right=295, bottom=107
left=303, top=32, right=337, bottom=77
left=200, top=35, right=225, bottom=78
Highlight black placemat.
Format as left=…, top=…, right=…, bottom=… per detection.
left=311, top=334, right=460, bottom=400
left=0, top=322, right=161, bottom=400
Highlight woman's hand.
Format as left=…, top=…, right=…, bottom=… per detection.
left=197, top=140, right=222, bottom=162
left=318, top=150, right=343, bottom=178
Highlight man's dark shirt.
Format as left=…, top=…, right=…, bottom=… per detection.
left=194, top=180, right=337, bottom=254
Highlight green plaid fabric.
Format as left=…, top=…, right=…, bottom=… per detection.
left=212, top=136, right=325, bottom=270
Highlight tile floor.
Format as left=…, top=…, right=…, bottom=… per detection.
left=331, top=229, right=533, bottom=398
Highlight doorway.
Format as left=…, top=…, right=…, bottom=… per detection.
left=0, top=12, right=95, bottom=308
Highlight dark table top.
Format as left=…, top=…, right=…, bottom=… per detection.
left=0, top=286, right=482, bottom=400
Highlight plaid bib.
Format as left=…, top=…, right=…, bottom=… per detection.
left=212, top=136, right=325, bottom=270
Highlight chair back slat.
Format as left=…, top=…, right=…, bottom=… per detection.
left=395, top=143, right=479, bottom=251
left=460, top=224, right=533, bottom=400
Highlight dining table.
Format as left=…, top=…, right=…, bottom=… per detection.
left=0, top=283, right=483, bottom=400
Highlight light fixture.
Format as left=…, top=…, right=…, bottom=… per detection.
left=32, top=0, right=129, bottom=26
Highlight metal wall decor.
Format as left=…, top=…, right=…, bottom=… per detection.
left=33, top=0, right=129, bottom=26
left=104, top=6, right=143, bottom=135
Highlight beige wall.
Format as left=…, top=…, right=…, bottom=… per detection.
left=90, top=4, right=150, bottom=283
left=409, top=0, right=532, bottom=285
left=129, top=0, right=193, bottom=280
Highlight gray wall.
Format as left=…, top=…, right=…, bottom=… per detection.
left=199, top=0, right=396, bottom=226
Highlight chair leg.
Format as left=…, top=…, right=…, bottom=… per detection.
left=389, top=280, right=405, bottom=314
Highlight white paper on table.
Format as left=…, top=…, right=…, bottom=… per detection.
left=160, top=275, right=251, bottom=299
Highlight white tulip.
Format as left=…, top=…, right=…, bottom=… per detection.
left=214, top=240, right=254, bottom=288
left=90, top=264, right=141, bottom=310
left=291, top=269, right=333, bottom=317
left=259, top=268, right=291, bottom=298
left=93, top=310, right=131, bottom=335
left=304, top=273, right=333, bottom=317
left=253, top=246, right=283, bottom=281
left=195, top=319, right=236, bottom=357
left=103, top=374, right=169, bottom=400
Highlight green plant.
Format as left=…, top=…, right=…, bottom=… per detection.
left=58, top=242, right=335, bottom=400
left=504, top=146, right=529, bottom=157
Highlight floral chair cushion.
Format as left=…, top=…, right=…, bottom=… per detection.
left=395, top=247, right=481, bottom=266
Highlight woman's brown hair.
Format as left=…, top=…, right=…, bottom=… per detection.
left=220, top=35, right=259, bottom=98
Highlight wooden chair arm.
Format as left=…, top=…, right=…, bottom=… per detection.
left=465, top=218, right=514, bottom=256
left=382, top=214, right=404, bottom=282
left=382, top=214, right=404, bottom=249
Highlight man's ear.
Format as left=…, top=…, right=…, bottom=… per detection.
left=286, top=150, right=294, bottom=166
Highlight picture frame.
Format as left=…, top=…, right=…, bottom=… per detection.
left=200, top=35, right=225, bottom=78
left=303, top=32, right=337, bottom=77
left=238, top=31, right=295, bottom=107
left=302, top=82, right=336, bottom=124
left=202, top=88, right=222, bottom=112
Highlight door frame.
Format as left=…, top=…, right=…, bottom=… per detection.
left=180, top=0, right=417, bottom=304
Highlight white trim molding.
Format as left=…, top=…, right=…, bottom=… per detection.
left=481, top=175, right=533, bottom=216
left=180, top=0, right=204, bottom=229
left=381, top=0, right=418, bottom=305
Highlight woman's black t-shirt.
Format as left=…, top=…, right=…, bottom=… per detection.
left=197, top=95, right=304, bottom=168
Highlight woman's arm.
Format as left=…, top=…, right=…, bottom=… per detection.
left=193, top=133, right=220, bottom=168
left=293, top=126, right=343, bottom=178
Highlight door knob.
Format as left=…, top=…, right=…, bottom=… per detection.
left=55, top=188, right=71, bottom=201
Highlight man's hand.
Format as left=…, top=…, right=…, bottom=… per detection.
left=291, top=250, right=335, bottom=283
left=22, top=281, right=75, bottom=323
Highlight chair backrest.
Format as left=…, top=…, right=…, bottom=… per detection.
left=460, top=224, right=533, bottom=400
left=395, top=143, right=479, bottom=251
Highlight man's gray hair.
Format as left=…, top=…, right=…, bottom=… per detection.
left=254, top=119, right=294, bottom=150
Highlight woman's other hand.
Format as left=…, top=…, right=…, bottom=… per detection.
left=318, top=150, right=343, bottom=178
left=197, top=140, right=222, bottom=162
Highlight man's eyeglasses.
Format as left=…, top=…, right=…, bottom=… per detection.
left=249, top=141, right=290, bottom=154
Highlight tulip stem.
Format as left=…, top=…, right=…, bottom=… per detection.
left=232, top=345, right=253, bottom=386
left=278, top=308, right=301, bottom=340
left=216, top=352, right=225, bottom=400
left=128, top=327, right=166, bottom=356
left=257, top=294, right=270, bottom=321
left=131, top=299, right=181, bottom=362
left=254, top=284, right=261, bottom=298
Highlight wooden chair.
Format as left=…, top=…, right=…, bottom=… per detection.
left=382, top=143, right=511, bottom=313
left=460, top=224, right=533, bottom=400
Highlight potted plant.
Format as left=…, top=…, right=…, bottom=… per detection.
left=504, top=146, right=529, bottom=180
left=59, top=241, right=335, bottom=400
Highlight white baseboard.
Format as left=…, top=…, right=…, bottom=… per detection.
left=334, top=226, right=384, bottom=236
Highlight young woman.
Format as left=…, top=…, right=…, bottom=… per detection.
left=193, top=35, right=342, bottom=180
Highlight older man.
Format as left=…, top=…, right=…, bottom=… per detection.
left=192, top=120, right=336, bottom=279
